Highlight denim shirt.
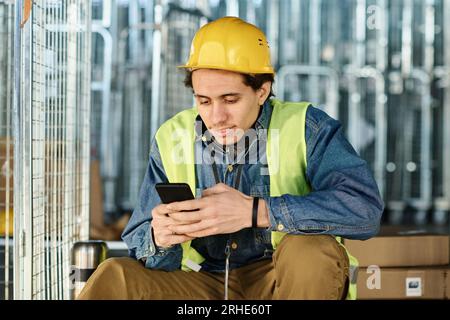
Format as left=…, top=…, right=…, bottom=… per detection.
left=121, top=100, right=384, bottom=272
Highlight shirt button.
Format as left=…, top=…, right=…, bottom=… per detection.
left=231, top=242, right=238, bottom=250
left=201, top=135, right=207, bottom=142
left=227, top=164, right=233, bottom=172
left=277, top=224, right=285, bottom=231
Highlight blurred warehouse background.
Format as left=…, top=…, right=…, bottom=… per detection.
left=1, top=0, right=450, bottom=299
left=88, top=0, right=450, bottom=228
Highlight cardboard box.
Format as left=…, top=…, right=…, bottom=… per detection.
left=90, top=160, right=104, bottom=228
left=89, top=160, right=129, bottom=240
left=446, top=270, right=450, bottom=299
left=0, top=137, right=81, bottom=237
left=345, top=227, right=450, bottom=267
left=0, top=137, right=64, bottom=211
left=357, top=267, right=447, bottom=299
left=0, top=208, right=13, bottom=236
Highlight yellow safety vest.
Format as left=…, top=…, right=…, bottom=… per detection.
left=155, top=99, right=359, bottom=299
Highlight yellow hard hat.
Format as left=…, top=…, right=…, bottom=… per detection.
left=179, top=16, right=275, bottom=75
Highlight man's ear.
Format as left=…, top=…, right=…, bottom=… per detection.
left=258, top=81, right=272, bottom=105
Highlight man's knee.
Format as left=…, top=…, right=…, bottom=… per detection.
left=95, top=257, right=139, bottom=274
left=77, top=257, right=141, bottom=299
left=276, top=234, right=346, bottom=261
left=92, top=257, right=146, bottom=285
left=273, top=235, right=349, bottom=299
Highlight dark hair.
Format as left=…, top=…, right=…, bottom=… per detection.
left=184, top=70, right=275, bottom=100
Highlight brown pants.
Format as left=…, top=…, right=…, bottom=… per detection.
left=77, top=234, right=349, bottom=300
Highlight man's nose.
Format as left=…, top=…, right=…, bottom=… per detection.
left=211, top=103, right=228, bottom=126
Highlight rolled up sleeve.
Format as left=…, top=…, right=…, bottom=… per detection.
left=265, top=106, right=384, bottom=240
left=121, top=139, right=183, bottom=270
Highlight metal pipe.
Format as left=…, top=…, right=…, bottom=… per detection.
left=41, top=1, right=47, bottom=300
left=410, top=68, right=433, bottom=225
left=245, top=0, right=255, bottom=24
left=401, top=0, right=413, bottom=76
left=102, top=0, right=111, bottom=28
left=54, top=0, right=63, bottom=299
left=347, top=0, right=367, bottom=158
left=267, top=0, right=279, bottom=68
left=277, top=64, right=339, bottom=119
left=226, top=0, right=239, bottom=17
left=384, top=84, right=405, bottom=224
left=84, top=0, right=92, bottom=241
left=144, top=0, right=154, bottom=66
left=355, top=0, right=367, bottom=68
left=92, top=0, right=111, bottom=28
left=423, top=0, right=435, bottom=74
left=292, top=0, right=301, bottom=63
left=309, top=0, right=321, bottom=105
left=376, top=0, right=388, bottom=72
left=150, top=3, right=162, bottom=139
left=44, top=0, right=54, bottom=299
left=129, top=0, right=141, bottom=62
left=278, top=0, right=290, bottom=65
left=12, top=0, right=34, bottom=299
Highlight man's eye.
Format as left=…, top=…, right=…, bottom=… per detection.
left=224, top=99, right=238, bottom=104
left=199, top=100, right=210, bottom=105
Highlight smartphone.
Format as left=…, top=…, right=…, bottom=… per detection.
left=155, top=182, right=195, bottom=204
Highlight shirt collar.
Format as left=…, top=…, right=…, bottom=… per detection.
left=254, top=99, right=272, bottom=130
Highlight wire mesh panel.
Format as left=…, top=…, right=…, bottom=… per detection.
left=0, top=0, right=14, bottom=301
left=14, top=0, right=91, bottom=300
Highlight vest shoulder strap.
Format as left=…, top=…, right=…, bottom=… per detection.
left=268, top=99, right=311, bottom=197
left=155, top=107, right=198, bottom=194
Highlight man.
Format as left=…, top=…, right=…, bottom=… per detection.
left=78, top=17, right=383, bottom=300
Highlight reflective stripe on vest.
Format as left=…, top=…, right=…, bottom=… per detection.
left=155, top=99, right=359, bottom=299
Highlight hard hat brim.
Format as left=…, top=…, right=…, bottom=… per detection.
left=177, top=64, right=275, bottom=75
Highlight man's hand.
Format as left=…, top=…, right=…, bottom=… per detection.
left=167, top=183, right=257, bottom=238
left=151, top=203, right=196, bottom=248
